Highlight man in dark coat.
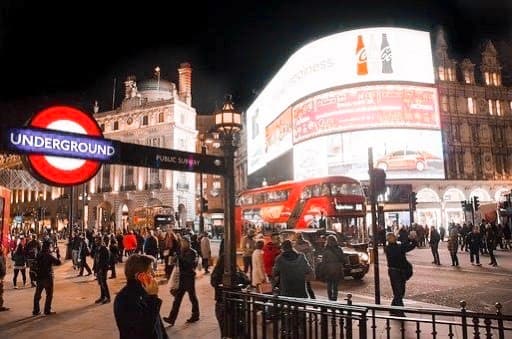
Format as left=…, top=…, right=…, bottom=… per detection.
left=468, top=226, right=483, bottom=266
left=25, top=235, right=41, bottom=287
left=92, top=235, right=111, bottom=304
left=163, top=236, right=200, bottom=326
left=272, top=240, right=312, bottom=298
left=429, top=226, right=441, bottom=265
left=33, top=240, right=61, bottom=315
left=384, top=232, right=417, bottom=316
left=320, top=234, right=345, bottom=301
left=114, top=254, right=168, bottom=339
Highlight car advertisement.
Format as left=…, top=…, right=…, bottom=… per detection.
left=294, top=129, right=445, bottom=180
left=247, top=27, right=434, bottom=174
left=292, top=85, right=440, bottom=143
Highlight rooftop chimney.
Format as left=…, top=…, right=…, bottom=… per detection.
left=178, top=62, right=192, bottom=106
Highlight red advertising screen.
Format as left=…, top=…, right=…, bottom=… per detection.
left=292, top=84, right=440, bottom=143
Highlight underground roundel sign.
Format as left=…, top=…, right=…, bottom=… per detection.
left=21, top=106, right=105, bottom=186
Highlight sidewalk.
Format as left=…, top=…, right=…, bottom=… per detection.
left=0, top=243, right=221, bottom=339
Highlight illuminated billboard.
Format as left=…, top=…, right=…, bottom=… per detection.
left=294, top=129, right=445, bottom=180
left=247, top=27, right=435, bottom=174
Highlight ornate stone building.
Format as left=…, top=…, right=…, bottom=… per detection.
left=88, top=63, right=197, bottom=231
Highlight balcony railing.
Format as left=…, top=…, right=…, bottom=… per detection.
left=222, top=290, right=512, bottom=339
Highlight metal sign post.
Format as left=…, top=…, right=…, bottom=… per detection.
left=368, top=147, right=380, bottom=305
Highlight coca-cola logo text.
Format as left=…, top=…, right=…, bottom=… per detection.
left=357, top=48, right=367, bottom=64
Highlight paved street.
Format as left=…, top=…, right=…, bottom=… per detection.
left=0, top=239, right=510, bottom=338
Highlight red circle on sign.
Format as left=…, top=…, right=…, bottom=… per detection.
left=27, top=106, right=103, bottom=186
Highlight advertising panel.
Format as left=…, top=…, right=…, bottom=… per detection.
left=265, top=107, right=293, bottom=160
left=247, top=27, right=435, bottom=174
left=294, top=129, right=445, bottom=181
left=292, top=85, right=439, bottom=143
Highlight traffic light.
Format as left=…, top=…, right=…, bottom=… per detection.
left=371, top=168, right=387, bottom=195
left=409, top=192, right=417, bottom=211
left=473, top=196, right=480, bottom=211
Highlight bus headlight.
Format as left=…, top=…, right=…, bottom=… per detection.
left=358, top=252, right=369, bottom=262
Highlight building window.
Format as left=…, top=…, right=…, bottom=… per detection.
left=488, top=99, right=494, bottom=115
left=496, top=100, right=501, bottom=116
left=213, top=181, right=221, bottom=190
left=467, top=97, right=475, bottom=114
left=100, top=124, right=105, bottom=131
left=158, top=112, right=164, bottom=123
left=485, top=72, right=490, bottom=85
left=463, top=71, right=471, bottom=84
left=447, top=67, right=455, bottom=81
left=142, top=115, right=148, bottom=126
left=438, top=66, right=445, bottom=81
left=113, top=121, right=119, bottom=130
left=441, top=96, right=448, bottom=112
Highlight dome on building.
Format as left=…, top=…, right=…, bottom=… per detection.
left=137, top=78, right=175, bottom=92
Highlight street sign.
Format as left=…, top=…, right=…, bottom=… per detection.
left=1, top=106, right=227, bottom=186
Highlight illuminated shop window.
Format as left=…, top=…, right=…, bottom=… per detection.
left=488, top=100, right=494, bottom=115
left=464, top=71, right=471, bottom=84
left=496, top=100, right=501, bottom=116
left=492, top=73, right=498, bottom=86
left=113, top=121, right=119, bottom=130
left=467, top=97, right=475, bottom=114
left=142, top=115, right=148, bottom=126
left=158, top=112, right=164, bottom=123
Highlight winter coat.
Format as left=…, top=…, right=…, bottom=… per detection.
left=200, top=236, right=211, bottom=259
left=272, top=250, right=312, bottom=298
left=143, top=236, right=159, bottom=258
left=447, top=235, right=458, bottom=254
left=177, top=248, right=198, bottom=279
left=123, top=234, right=137, bottom=251
left=241, top=235, right=256, bottom=257
left=294, top=239, right=316, bottom=278
left=114, top=280, right=168, bottom=339
left=93, top=245, right=110, bottom=273
left=34, top=250, right=62, bottom=280
left=12, top=249, right=27, bottom=269
left=468, top=232, right=483, bottom=250
left=263, top=242, right=281, bottom=277
left=384, top=240, right=416, bottom=270
left=321, top=245, right=345, bottom=281
left=429, top=230, right=441, bottom=245
left=0, top=252, right=6, bottom=279
left=251, top=249, right=266, bottom=285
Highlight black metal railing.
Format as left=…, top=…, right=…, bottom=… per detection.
left=222, top=290, right=512, bottom=339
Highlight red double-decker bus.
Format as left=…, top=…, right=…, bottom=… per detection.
left=235, top=176, right=367, bottom=247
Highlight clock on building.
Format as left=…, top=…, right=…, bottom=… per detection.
left=127, top=117, right=133, bottom=125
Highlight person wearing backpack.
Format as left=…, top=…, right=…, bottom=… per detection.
left=384, top=232, right=417, bottom=317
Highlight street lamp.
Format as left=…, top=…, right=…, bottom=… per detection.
left=78, top=183, right=91, bottom=233
left=214, top=95, right=242, bottom=289
left=198, top=135, right=209, bottom=234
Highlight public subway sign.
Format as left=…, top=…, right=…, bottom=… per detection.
left=1, top=106, right=226, bottom=187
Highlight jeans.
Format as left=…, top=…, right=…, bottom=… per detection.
left=450, top=253, right=459, bottom=266
left=306, top=281, right=316, bottom=299
left=326, top=279, right=339, bottom=301
left=388, top=268, right=406, bottom=307
left=33, top=278, right=54, bottom=314
left=13, top=268, right=26, bottom=286
left=431, top=243, right=440, bottom=264
left=96, top=269, right=110, bottom=300
left=167, top=276, right=199, bottom=323
left=202, top=258, right=210, bottom=273
left=470, top=249, right=480, bottom=264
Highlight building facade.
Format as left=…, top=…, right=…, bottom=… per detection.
left=88, top=63, right=197, bottom=232
left=240, top=27, right=512, bottom=229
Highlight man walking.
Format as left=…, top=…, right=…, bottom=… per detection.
left=93, top=235, right=111, bottom=304
left=429, top=226, right=441, bottom=265
left=200, top=232, right=211, bottom=274
left=33, top=240, right=61, bottom=316
left=384, top=232, right=417, bottom=317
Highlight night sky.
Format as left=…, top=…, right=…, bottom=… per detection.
left=0, top=0, right=511, bottom=125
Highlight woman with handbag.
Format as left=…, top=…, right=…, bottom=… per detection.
left=321, top=235, right=345, bottom=301
left=251, top=240, right=269, bottom=293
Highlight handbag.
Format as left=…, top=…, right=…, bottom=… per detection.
left=168, top=260, right=180, bottom=296
left=257, top=282, right=273, bottom=294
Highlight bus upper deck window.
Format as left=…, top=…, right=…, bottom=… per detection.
left=321, top=184, right=330, bottom=196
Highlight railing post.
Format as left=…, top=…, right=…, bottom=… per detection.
left=496, top=302, right=504, bottom=339
left=321, top=306, right=328, bottom=339
left=460, top=300, right=468, bottom=339
left=473, top=316, right=481, bottom=339
left=345, top=293, right=353, bottom=338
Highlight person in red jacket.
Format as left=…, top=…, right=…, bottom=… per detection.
left=122, top=231, right=138, bottom=256
left=262, top=233, right=281, bottom=279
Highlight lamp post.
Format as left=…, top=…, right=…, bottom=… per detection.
left=199, top=137, right=207, bottom=234
left=214, top=95, right=242, bottom=289
left=78, top=183, right=90, bottom=233
left=155, top=66, right=161, bottom=91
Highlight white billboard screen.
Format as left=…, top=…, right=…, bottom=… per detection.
left=247, top=27, right=435, bottom=174
left=294, top=129, right=445, bottom=181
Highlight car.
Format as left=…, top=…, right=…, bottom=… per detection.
left=375, top=150, right=443, bottom=172
left=279, top=229, right=370, bottom=280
